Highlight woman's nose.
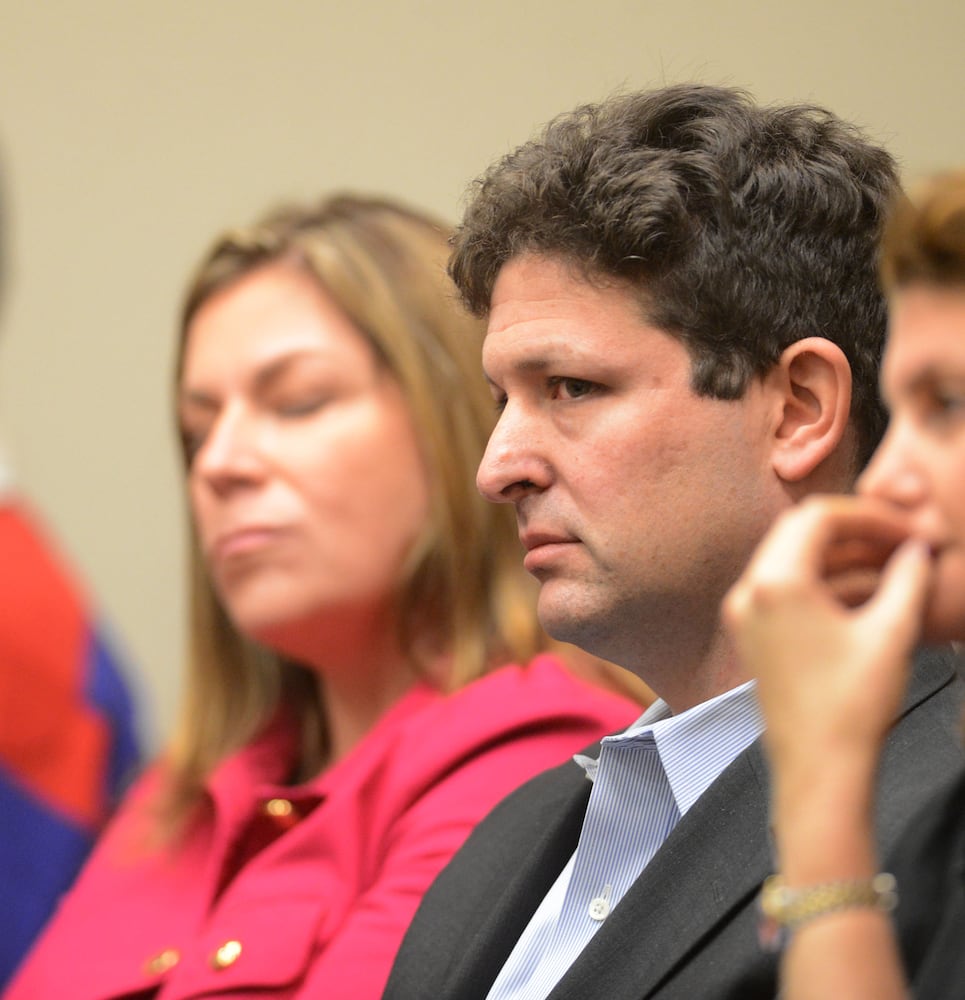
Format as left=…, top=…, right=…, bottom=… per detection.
left=192, top=406, right=266, bottom=489
left=857, top=420, right=926, bottom=508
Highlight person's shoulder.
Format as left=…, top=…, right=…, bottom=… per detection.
left=908, top=644, right=963, bottom=689
left=426, top=652, right=639, bottom=737
left=377, top=655, right=632, bottom=799
left=453, top=651, right=640, bottom=714
left=898, top=645, right=965, bottom=742
left=875, top=645, right=965, bottom=853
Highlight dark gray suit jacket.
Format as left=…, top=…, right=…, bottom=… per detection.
left=383, top=649, right=964, bottom=1000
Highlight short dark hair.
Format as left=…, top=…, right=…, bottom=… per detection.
left=450, top=83, right=900, bottom=469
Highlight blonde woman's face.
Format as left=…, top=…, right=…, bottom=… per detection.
left=858, top=284, right=965, bottom=641
left=178, top=263, right=430, bottom=662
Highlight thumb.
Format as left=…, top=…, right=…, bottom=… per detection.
left=865, top=538, right=933, bottom=647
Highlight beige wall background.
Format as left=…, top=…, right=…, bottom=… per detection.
left=1, top=0, right=962, bottom=748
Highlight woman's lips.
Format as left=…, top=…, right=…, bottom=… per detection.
left=212, top=525, right=285, bottom=561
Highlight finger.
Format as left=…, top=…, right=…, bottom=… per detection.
left=741, top=497, right=912, bottom=592
left=864, top=539, right=934, bottom=647
left=827, top=566, right=883, bottom=608
left=741, top=501, right=844, bottom=585
left=821, top=536, right=904, bottom=576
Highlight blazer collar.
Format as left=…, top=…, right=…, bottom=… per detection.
left=442, top=765, right=593, bottom=1000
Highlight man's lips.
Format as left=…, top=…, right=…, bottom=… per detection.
left=519, top=530, right=577, bottom=552
left=519, top=531, right=579, bottom=573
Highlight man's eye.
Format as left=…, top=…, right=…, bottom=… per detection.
left=550, top=377, right=597, bottom=400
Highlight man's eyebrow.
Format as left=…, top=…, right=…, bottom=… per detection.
left=484, top=357, right=554, bottom=383
left=514, top=357, right=553, bottom=373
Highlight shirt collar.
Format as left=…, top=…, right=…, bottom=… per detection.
left=576, top=680, right=763, bottom=817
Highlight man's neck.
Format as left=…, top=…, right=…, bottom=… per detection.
left=623, top=624, right=746, bottom=716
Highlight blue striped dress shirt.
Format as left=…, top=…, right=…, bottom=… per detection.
left=486, top=680, right=763, bottom=1000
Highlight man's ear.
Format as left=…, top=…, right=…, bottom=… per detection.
left=765, top=337, right=853, bottom=484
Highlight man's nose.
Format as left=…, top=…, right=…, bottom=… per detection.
left=476, top=405, right=551, bottom=503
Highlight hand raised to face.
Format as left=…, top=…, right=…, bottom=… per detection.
left=723, top=494, right=934, bottom=770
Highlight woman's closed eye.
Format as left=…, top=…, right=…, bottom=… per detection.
left=273, top=392, right=332, bottom=418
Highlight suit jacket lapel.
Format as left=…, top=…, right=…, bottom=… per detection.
left=875, top=645, right=963, bottom=848
left=547, top=743, right=772, bottom=1000
left=442, top=762, right=595, bottom=1000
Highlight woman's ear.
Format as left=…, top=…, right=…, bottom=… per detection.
left=766, top=337, right=853, bottom=484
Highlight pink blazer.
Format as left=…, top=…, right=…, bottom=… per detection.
left=6, top=654, right=640, bottom=999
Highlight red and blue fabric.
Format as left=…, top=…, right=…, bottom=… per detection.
left=0, top=504, right=142, bottom=987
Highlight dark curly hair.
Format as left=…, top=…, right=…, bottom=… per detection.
left=450, top=83, right=900, bottom=469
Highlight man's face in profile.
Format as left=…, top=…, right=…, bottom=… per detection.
left=477, top=253, right=778, bottom=669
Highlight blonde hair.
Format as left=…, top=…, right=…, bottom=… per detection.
left=160, top=195, right=544, bottom=837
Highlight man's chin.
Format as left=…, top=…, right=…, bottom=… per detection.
left=537, top=591, right=612, bottom=660
left=536, top=584, right=574, bottom=634
left=537, top=613, right=577, bottom=649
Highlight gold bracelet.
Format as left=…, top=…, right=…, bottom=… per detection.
left=758, top=873, right=897, bottom=950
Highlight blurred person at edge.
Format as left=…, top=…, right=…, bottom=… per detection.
left=4, top=193, right=645, bottom=999
left=725, top=172, right=965, bottom=999
left=0, top=148, right=142, bottom=988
